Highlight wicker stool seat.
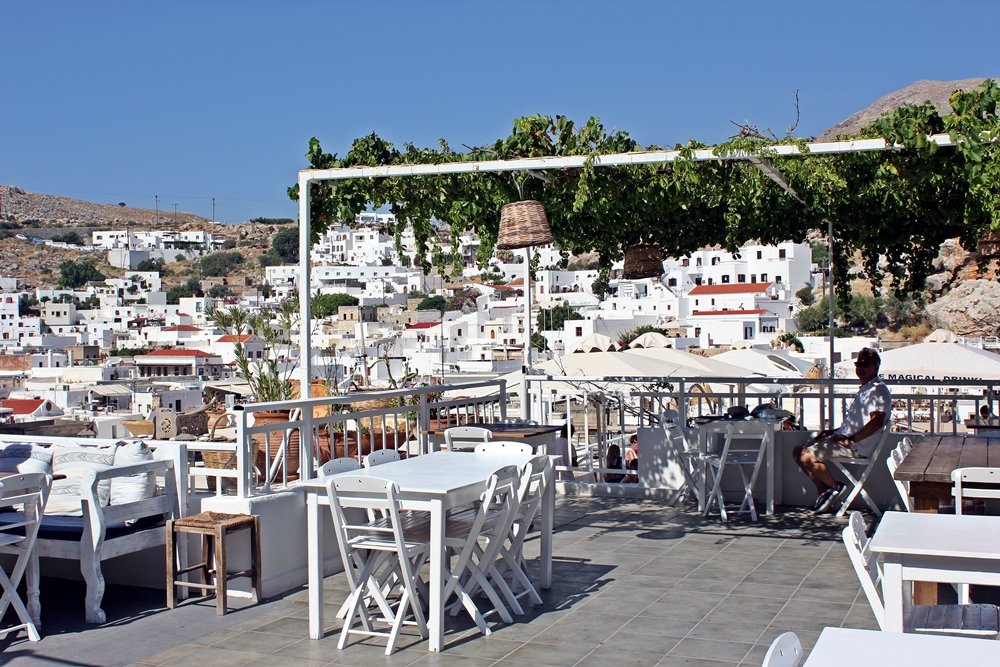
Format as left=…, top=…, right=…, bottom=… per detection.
left=167, top=511, right=261, bottom=615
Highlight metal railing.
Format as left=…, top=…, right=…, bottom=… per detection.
left=219, top=373, right=998, bottom=497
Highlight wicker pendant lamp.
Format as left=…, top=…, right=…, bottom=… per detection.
left=622, top=244, right=664, bottom=279
left=497, top=200, right=554, bottom=249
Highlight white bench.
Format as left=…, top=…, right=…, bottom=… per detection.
left=0, top=437, right=188, bottom=624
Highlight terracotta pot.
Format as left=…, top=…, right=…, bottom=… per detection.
left=331, top=430, right=406, bottom=460
left=252, top=410, right=300, bottom=482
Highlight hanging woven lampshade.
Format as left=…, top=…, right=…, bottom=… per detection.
left=497, top=200, right=554, bottom=249
left=622, top=244, right=664, bottom=279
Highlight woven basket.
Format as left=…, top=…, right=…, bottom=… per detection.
left=622, top=244, right=664, bottom=279
left=123, top=420, right=154, bottom=438
left=497, top=200, right=554, bottom=249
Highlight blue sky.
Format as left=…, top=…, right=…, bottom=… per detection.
left=3, top=1, right=998, bottom=223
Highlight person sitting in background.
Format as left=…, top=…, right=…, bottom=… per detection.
left=980, top=404, right=995, bottom=420
left=624, top=433, right=639, bottom=482
left=792, top=347, right=891, bottom=514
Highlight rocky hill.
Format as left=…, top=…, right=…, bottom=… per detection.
left=817, top=77, right=990, bottom=141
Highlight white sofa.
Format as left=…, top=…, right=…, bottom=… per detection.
left=0, top=437, right=187, bottom=624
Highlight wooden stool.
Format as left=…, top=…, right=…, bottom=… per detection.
left=166, top=511, right=261, bottom=615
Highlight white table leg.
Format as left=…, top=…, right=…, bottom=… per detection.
left=765, top=427, right=775, bottom=516
left=882, top=559, right=905, bottom=632
left=540, top=461, right=554, bottom=589
left=307, top=490, right=324, bottom=640
left=428, top=498, right=445, bottom=652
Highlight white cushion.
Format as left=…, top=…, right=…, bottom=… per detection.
left=111, top=441, right=156, bottom=505
left=0, top=443, right=53, bottom=475
left=48, top=446, right=115, bottom=517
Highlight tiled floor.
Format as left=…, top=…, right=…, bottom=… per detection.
left=2, top=497, right=878, bottom=666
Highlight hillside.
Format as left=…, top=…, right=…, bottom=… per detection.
left=0, top=184, right=214, bottom=228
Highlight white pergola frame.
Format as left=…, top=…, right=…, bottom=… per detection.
left=294, top=133, right=957, bottom=399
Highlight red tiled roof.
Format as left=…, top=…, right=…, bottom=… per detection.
left=507, top=277, right=537, bottom=286
left=146, top=349, right=216, bottom=357
left=162, top=325, right=202, bottom=332
left=691, top=309, right=768, bottom=316
left=405, top=321, right=441, bottom=330
left=217, top=334, right=256, bottom=343
left=0, top=398, right=45, bottom=415
left=687, top=282, right=772, bottom=296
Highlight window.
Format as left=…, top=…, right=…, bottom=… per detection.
left=737, top=274, right=746, bottom=283
left=775, top=275, right=782, bottom=284
left=779, top=248, right=786, bottom=258
left=668, top=278, right=677, bottom=287
left=761, top=273, right=768, bottom=282
left=722, top=275, right=730, bottom=283
left=756, top=251, right=762, bottom=259
left=750, top=274, right=756, bottom=283
left=575, top=327, right=583, bottom=337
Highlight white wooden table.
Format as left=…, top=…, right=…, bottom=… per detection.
left=804, top=627, right=1000, bottom=665
left=694, top=419, right=780, bottom=515
left=302, top=451, right=554, bottom=652
left=869, top=511, right=1000, bottom=633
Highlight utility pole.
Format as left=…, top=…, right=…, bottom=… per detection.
left=172, top=203, right=178, bottom=224
left=154, top=195, right=159, bottom=221
left=211, top=197, right=216, bottom=223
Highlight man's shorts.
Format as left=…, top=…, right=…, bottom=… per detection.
left=805, top=435, right=864, bottom=462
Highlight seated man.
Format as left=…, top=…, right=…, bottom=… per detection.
left=793, top=347, right=891, bottom=514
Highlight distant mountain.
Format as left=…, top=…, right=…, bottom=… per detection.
left=0, top=184, right=214, bottom=228
left=817, top=77, right=991, bottom=141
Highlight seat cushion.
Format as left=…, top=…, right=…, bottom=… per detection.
left=0, top=443, right=53, bottom=475
left=0, top=512, right=166, bottom=541
left=48, top=446, right=116, bottom=516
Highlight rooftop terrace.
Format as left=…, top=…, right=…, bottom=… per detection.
left=3, top=497, right=878, bottom=667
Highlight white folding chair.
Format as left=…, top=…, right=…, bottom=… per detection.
left=318, top=457, right=361, bottom=477
left=842, top=511, right=999, bottom=636
left=0, top=473, right=52, bottom=642
left=444, top=426, right=493, bottom=452
left=952, top=467, right=1000, bottom=603
left=363, top=448, right=401, bottom=468
left=441, top=465, right=521, bottom=633
left=661, top=417, right=705, bottom=509
left=761, top=631, right=803, bottom=667
left=325, top=474, right=429, bottom=655
left=829, top=421, right=893, bottom=517
left=702, top=422, right=769, bottom=522
left=886, top=438, right=914, bottom=512
left=474, top=441, right=534, bottom=456
left=490, top=455, right=547, bottom=615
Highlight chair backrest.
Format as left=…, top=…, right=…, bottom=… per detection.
left=324, top=475, right=408, bottom=559
left=474, top=440, right=534, bottom=456
left=363, top=448, right=401, bottom=468
left=515, top=455, right=548, bottom=522
left=318, top=457, right=362, bottom=477
left=952, top=467, right=1000, bottom=514
left=761, top=631, right=803, bottom=667
left=445, top=426, right=492, bottom=451
left=0, top=472, right=52, bottom=552
left=886, top=439, right=913, bottom=512
left=842, top=511, right=886, bottom=630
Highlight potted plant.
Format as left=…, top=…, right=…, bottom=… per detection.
left=210, top=301, right=300, bottom=480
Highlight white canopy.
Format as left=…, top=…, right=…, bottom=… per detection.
left=627, top=332, right=673, bottom=349
left=835, top=342, right=1000, bottom=382
left=625, top=347, right=757, bottom=378
left=714, top=349, right=812, bottom=378
left=570, top=333, right=620, bottom=353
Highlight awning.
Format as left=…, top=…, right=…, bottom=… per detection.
left=204, top=382, right=255, bottom=397
left=88, top=384, right=132, bottom=397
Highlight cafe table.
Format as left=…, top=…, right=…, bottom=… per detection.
left=869, top=511, right=1000, bottom=633
left=301, top=450, right=554, bottom=652
left=803, top=627, right=1000, bottom=666
left=891, top=434, right=1000, bottom=604
left=424, top=422, right=564, bottom=454
left=964, top=416, right=1000, bottom=436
